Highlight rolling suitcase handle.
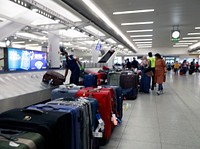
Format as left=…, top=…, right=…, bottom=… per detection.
left=0, top=129, right=23, bottom=141
left=21, top=108, right=44, bottom=114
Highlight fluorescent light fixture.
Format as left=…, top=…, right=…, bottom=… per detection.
left=59, top=29, right=89, bottom=38
left=25, top=44, right=39, bottom=46
left=34, top=0, right=81, bottom=22
left=130, top=35, right=153, bottom=38
left=179, top=40, right=198, bottom=43
left=182, top=37, right=200, bottom=39
left=121, top=21, right=153, bottom=26
left=84, top=25, right=105, bottom=36
left=127, top=29, right=153, bottom=33
left=59, top=42, right=72, bottom=46
left=188, top=33, right=200, bottom=35
left=0, top=42, right=6, bottom=47
left=118, top=45, right=124, bottom=48
left=16, top=32, right=47, bottom=41
left=82, top=0, right=136, bottom=50
left=138, top=46, right=152, bottom=48
left=133, top=39, right=152, bottom=41
left=195, top=27, right=200, bottom=29
left=78, top=47, right=88, bottom=50
left=113, top=9, right=154, bottom=15
left=12, top=41, right=25, bottom=44
left=189, top=42, right=200, bottom=49
left=83, top=41, right=95, bottom=45
left=173, top=45, right=188, bottom=47
left=175, top=43, right=193, bottom=45
left=137, top=44, right=152, bottom=46
left=32, top=8, right=39, bottom=12
left=135, top=41, right=152, bottom=44
left=106, top=38, right=117, bottom=44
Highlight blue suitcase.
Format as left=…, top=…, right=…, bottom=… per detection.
left=47, top=98, right=90, bottom=149
left=140, top=74, right=150, bottom=93
left=26, top=104, right=81, bottom=149
left=48, top=97, right=99, bottom=149
left=84, top=74, right=98, bottom=87
left=101, top=85, right=123, bottom=120
left=51, top=85, right=84, bottom=100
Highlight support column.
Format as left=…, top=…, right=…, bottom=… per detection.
left=48, top=33, right=60, bottom=68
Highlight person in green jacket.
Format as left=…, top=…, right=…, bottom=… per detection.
left=148, top=52, right=156, bottom=90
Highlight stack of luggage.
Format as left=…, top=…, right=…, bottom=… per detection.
left=0, top=68, right=139, bottom=149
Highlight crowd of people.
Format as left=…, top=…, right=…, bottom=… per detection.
left=166, top=59, right=199, bottom=75
left=124, top=52, right=166, bottom=95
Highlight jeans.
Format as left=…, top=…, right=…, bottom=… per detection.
left=158, top=84, right=163, bottom=91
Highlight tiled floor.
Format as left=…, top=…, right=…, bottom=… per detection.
left=100, top=72, right=200, bottom=149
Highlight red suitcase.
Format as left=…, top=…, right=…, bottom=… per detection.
left=76, top=87, right=112, bottom=142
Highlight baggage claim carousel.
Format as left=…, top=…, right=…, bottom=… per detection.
left=0, top=68, right=100, bottom=113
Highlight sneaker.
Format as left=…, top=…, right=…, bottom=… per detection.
left=160, top=90, right=164, bottom=94
left=156, top=91, right=160, bottom=95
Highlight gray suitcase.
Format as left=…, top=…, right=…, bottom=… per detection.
left=107, top=72, right=121, bottom=86
left=51, top=84, right=84, bottom=100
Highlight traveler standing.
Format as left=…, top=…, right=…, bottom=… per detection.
left=148, top=52, right=156, bottom=90
left=132, top=57, right=139, bottom=70
left=181, top=60, right=188, bottom=75
left=126, top=58, right=132, bottom=70
left=154, top=53, right=166, bottom=95
left=139, top=56, right=151, bottom=93
left=173, top=61, right=180, bottom=75
left=195, top=62, right=199, bottom=72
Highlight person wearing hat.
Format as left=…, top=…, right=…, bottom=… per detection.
left=154, top=53, right=166, bottom=95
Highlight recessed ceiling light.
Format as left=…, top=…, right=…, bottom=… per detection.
left=179, top=40, right=198, bottom=43
left=137, top=44, right=152, bottom=46
left=113, top=9, right=154, bottom=15
left=130, top=35, right=153, bottom=38
left=127, top=29, right=153, bottom=33
left=175, top=43, right=193, bottom=45
left=133, top=39, right=152, bottom=41
left=173, top=45, right=188, bottom=47
left=188, top=33, right=200, bottom=35
left=182, top=37, right=200, bottom=39
left=121, top=21, right=153, bottom=26
left=138, top=46, right=152, bottom=48
left=135, top=41, right=152, bottom=44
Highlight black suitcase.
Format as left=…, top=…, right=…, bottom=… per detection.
left=0, top=128, right=45, bottom=149
left=42, top=70, right=65, bottom=86
left=0, top=108, right=73, bottom=149
left=120, top=73, right=138, bottom=89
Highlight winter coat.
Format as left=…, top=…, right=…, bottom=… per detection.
left=155, top=59, right=166, bottom=84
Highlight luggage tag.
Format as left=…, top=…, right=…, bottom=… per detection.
left=111, top=114, right=118, bottom=126
left=96, top=114, right=105, bottom=128
left=93, top=125, right=103, bottom=138
left=9, top=141, right=20, bottom=147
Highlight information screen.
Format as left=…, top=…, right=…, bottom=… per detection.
left=7, top=48, right=47, bottom=71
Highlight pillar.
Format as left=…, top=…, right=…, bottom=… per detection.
left=48, top=33, right=60, bottom=68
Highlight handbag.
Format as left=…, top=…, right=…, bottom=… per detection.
left=145, top=71, right=154, bottom=77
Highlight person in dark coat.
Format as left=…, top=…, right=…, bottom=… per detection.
left=63, top=51, right=82, bottom=85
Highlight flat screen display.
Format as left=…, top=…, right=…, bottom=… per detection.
left=7, top=48, right=47, bottom=71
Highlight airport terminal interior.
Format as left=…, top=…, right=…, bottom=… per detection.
left=0, top=0, right=200, bottom=149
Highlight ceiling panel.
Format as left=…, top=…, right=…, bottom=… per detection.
left=93, top=0, right=200, bottom=51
